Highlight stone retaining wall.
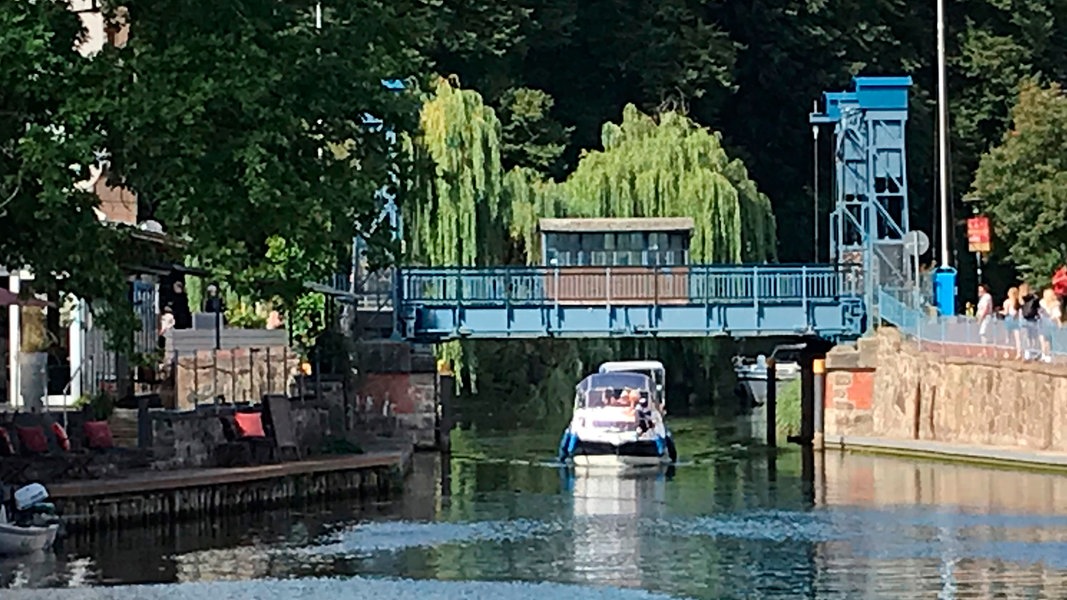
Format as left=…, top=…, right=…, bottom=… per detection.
left=147, top=395, right=347, bottom=470
left=825, top=328, right=1067, bottom=455
left=169, top=346, right=299, bottom=410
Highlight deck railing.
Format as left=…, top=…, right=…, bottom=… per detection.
left=401, top=264, right=863, bottom=306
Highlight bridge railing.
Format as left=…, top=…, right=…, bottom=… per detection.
left=878, top=287, right=1067, bottom=361
left=401, top=264, right=863, bottom=306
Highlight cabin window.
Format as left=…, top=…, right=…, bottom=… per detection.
left=580, top=233, right=605, bottom=251
left=648, top=232, right=666, bottom=251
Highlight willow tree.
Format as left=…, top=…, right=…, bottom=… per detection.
left=404, top=76, right=507, bottom=267
left=403, top=77, right=513, bottom=381
left=508, top=104, right=777, bottom=264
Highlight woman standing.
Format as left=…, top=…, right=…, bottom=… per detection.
left=1003, top=287, right=1021, bottom=359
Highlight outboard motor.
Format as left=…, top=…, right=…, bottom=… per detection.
left=2, top=483, right=61, bottom=528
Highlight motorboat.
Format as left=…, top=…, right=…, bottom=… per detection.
left=733, top=353, right=800, bottom=409
left=0, top=483, right=61, bottom=556
left=558, top=361, right=676, bottom=468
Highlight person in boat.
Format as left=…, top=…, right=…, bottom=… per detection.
left=624, top=389, right=654, bottom=436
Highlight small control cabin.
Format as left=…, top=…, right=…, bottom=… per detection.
left=537, top=217, right=695, bottom=305
left=538, top=217, right=693, bottom=267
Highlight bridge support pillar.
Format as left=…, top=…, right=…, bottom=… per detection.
left=813, top=358, right=826, bottom=451
left=799, top=356, right=815, bottom=446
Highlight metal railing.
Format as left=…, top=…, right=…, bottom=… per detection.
left=878, top=288, right=1067, bottom=361
left=401, top=264, right=863, bottom=306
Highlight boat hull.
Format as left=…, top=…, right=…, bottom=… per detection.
left=566, top=438, right=672, bottom=469
left=0, top=523, right=59, bottom=556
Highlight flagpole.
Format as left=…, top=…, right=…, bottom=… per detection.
left=937, top=0, right=950, bottom=267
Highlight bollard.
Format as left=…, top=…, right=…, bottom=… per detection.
left=813, top=358, right=826, bottom=451
left=765, top=358, right=777, bottom=448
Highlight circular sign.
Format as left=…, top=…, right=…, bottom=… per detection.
left=904, top=230, right=930, bottom=256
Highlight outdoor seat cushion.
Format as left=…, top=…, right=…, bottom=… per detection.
left=83, top=421, right=115, bottom=450
left=233, top=412, right=266, bottom=439
left=16, top=426, right=49, bottom=454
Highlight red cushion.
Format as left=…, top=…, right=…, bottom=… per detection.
left=83, top=421, right=114, bottom=449
left=16, top=426, right=49, bottom=454
left=0, top=429, right=14, bottom=457
left=233, top=412, right=265, bottom=438
left=50, top=423, right=71, bottom=452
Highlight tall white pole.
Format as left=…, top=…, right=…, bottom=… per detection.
left=937, top=0, right=951, bottom=267
left=813, top=112, right=820, bottom=263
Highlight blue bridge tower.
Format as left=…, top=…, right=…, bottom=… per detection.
left=810, top=76, right=917, bottom=328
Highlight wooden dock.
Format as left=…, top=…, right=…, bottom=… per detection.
left=49, top=448, right=413, bottom=533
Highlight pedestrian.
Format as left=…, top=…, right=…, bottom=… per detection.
left=976, top=284, right=993, bottom=344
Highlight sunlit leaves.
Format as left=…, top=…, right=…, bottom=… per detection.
left=971, top=80, right=1067, bottom=284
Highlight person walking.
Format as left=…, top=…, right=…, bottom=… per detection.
left=976, top=284, right=993, bottom=344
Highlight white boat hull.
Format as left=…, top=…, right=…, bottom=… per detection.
left=0, top=523, right=59, bottom=556
left=572, top=453, right=671, bottom=469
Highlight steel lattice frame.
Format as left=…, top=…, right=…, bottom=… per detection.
left=811, top=76, right=913, bottom=327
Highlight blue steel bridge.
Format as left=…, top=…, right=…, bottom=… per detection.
left=320, top=75, right=941, bottom=344
left=395, top=265, right=863, bottom=341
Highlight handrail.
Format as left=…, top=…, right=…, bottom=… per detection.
left=400, top=264, right=864, bottom=306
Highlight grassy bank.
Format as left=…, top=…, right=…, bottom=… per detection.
left=775, top=379, right=801, bottom=440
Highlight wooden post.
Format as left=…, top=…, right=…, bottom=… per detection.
left=813, top=358, right=826, bottom=451
left=765, top=358, right=777, bottom=448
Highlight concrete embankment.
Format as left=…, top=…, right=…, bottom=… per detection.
left=823, top=327, right=1067, bottom=470
left=49, top=446, right=413, bottom=533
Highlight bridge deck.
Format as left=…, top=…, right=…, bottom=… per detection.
left=395, top=265, right=865, bottom=341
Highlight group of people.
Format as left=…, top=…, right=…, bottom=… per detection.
left=975, top=282, right=1063, bottom=362
left=592, top=387, right=657, bottom=435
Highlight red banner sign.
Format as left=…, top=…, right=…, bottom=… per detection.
left=967, top=216, right=991, bottom=253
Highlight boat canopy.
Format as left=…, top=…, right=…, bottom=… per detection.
left=598, top=360, right=665, bottom=374
left=576, top=372, right=652, bottom=393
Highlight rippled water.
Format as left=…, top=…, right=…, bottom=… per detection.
left=5, top=424, right=1067, bottom=599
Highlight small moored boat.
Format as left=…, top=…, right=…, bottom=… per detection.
left=558, top=362, right=676, bottom=468
left=0, top=483, right=61, bottom=556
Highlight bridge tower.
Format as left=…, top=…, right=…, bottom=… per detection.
left=810, top=77, right=914, bottom=327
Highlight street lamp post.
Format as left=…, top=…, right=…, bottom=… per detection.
left=204, top=283, right=225, bottom=350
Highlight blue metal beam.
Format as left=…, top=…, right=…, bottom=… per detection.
left=810, top=76, right=913, bottom=327
left=395, top=265, right=865, bottom=342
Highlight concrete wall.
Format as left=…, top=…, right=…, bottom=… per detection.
left=825, top=328, right=1067, bottom=454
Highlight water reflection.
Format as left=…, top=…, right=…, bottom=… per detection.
left=5, top=429, right=1067, bottom=599
left=567, top=467, right=668, bottom=589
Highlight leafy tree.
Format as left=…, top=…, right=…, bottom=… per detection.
left=970, top=80, right=1067, bottom=285
left=0, top=1, right=128, bottom=317
left=100, top=0, right=428, bottom=307
left=497, top=87, right=572, bottom=177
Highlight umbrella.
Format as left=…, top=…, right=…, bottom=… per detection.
left=0, top=288, right=53, bottom=308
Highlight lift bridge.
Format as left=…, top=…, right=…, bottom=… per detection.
left=317, top=75, right=929, bottom=343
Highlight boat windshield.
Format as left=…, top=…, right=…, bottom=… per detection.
left=575, top=372, right=652, bottom=409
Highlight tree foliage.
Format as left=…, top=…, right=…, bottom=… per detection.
left=971, top=80, right=1067, bottom=285
left=101, top=0, right=427, bottom=304
left=0, top=1, right=126, bottom=310
left=507, top=105, right=776, bottom=265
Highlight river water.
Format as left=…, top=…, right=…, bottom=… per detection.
left=5, top=422, right=1067, bottom=599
